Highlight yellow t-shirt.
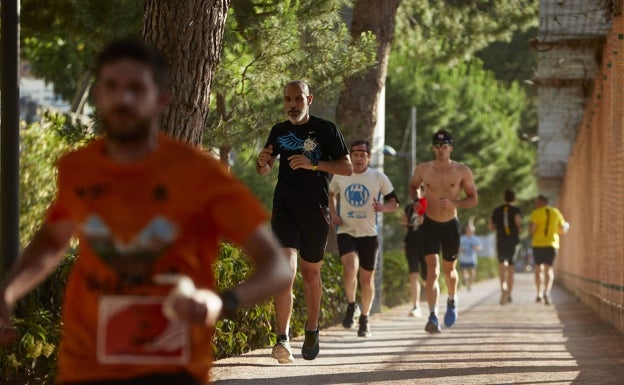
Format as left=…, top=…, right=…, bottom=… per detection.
left=47, top=134, right=267, bottom=384
left=530, top=206, right=566, bottom=248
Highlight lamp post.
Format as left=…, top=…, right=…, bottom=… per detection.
left=1, top=0, right=21, bottom=278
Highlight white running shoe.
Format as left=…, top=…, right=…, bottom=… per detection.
left=409, top=306, right=423, bottom=318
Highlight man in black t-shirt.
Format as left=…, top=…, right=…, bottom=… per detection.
left=256, top=80, right=352, bottom=363
left=489, top=189, right=523, bottom=305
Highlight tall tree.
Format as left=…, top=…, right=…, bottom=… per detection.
left=335, top=0, right=401, bottom=142
left=393, top=0, right=538, bottom=66
left=20, top=0, right=144, bottom=114
left=143, top=0, right=231, bottom=145
left=206, top=0, right=376, bottom=156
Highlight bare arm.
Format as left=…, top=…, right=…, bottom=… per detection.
left=229, top=225, right=292, bottom=307
left=287, top=154, right=353, bottom=176
left=329, top=191, right=342, bottom=225
left=1, top=220, right=75, bottom=325
left=373, top=197, right=399, bottom=213
left=256, top=145, right=277, bottom=176
left=165, top=224, right=292, bottom=327
left=321, top=155, right=353, bottom=176
left=409, top=165, right=423, bottom=200
left=456, top=167, right=478, bottom=209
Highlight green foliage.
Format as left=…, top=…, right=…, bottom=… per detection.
left=20, top=0, right=143, bottom=105
left=19, top=112, right=94, bottom=247
left=230, top=148, right=278, bottom=211
left=382, top=249, right=412, bottom=307
left=213, top=243, right=276, bottom=358
left=472, top=256, right=499, bottom=281
left=0, top=112, right=93, bottom=384
left=394, top=0, right=538, bottom=66
left=212, top=243, right=345, bottom=359
left=206, top=0, right=377, bottom=150
left=476, top=26, right=539, bottom=141
left=1, top=253, right=76, bottom=385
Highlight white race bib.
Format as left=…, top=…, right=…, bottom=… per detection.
left=96, top=295, right=190, bottom=365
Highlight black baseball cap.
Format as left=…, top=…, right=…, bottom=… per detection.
left=432, top=130, right=453, bottom=145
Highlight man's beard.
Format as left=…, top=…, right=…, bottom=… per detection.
left=287, top=109, right=307, bottom=124
left=100, top=111, right=152, bottom=144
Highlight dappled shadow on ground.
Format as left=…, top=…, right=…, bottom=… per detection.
left=212, top=273, right=624, bottom=385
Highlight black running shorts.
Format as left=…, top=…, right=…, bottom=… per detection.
left=405, top=228, right=426, bottom=275
left=532, top=247, right=557, bottom=266
left=496, top=239, right=519, bottom=264
left=337, top=233, right=379, bottom=271
left=271, top=201, right=330, bottom=263
left=421, top=216, right=461, bottom=262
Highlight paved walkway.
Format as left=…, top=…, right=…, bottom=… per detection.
left=211, top=272, right=624, bottom=384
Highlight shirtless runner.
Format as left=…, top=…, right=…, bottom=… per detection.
left=408, top=130, right=478, bottom=333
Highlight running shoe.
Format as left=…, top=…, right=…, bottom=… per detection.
left=358, top=315, right=371, bottom=337
left=425, top=312, right=441, bottom=333
left=444, top=298, right=457, bottom=327
left=500, top=290, right=509, bottom=305
left=536, top=295, right=543, bottom=303
left=301, top=327, right=320, bottom=360
left=409, top=306, right=423, bottom=318
left=271, top=335, right=294, bottom=364
left=543, top=294, right=551, bottom=305
left=342, top=302, right=360, bottom=329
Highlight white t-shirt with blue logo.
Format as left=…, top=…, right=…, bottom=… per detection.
left=329, top=167, right=395, bottom=237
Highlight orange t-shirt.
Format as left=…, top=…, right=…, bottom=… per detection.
left=48, top=134, right=267, bottom=384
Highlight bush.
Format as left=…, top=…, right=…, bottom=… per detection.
left=1, top=253, right=76, bottom=385
left=212, top=245, right=345, bottom=359
left=1, top=112, right=91, bottom=385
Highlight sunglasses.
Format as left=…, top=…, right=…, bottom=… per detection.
left=433, top=143, right=451, bottom=149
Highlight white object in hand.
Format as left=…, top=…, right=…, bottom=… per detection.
left=154, top=274, right=196, bottom=322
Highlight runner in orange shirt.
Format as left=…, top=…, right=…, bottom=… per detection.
left=0, top=39, right=291, bottom=385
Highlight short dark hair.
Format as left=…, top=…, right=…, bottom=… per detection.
left=350, top=139, right=371, bottom=153
left=504, top=189, right=515, bottom=203
left=537, top=194, right=549, bottom=204
left=95, top=38, right=169, bottom=89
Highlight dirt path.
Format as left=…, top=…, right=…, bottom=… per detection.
left=211, top=272, right=624, bottom=384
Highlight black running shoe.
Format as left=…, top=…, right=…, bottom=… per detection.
left=301, top=327, right=320, bottom=360
left=358, top=315, right=371, bottom=337
left=342, top=302, right=360, bottom=329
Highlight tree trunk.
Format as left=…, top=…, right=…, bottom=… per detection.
left=335, top=0, right=400, bottom=142
left=70, top=71, right=92, bottom=115
left=142, top=0, right=231, bottom=145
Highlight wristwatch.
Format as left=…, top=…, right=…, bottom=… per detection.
left=312, top=159, right=319, bottom=172
left=219, top=289, right=240, bottom=319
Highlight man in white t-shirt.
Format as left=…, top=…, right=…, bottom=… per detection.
left=329, top=140, right=399, bottom=337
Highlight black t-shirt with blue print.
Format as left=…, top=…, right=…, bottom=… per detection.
left=265, top=115, right=349, bottom=207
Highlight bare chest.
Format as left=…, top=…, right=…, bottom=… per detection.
left=422, top=165, right=463, bottom=197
